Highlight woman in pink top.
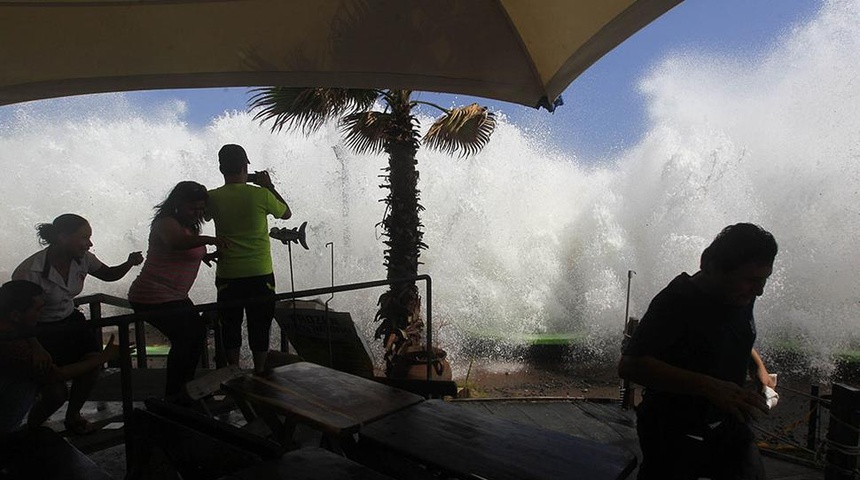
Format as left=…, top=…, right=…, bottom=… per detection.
left=128, top=181, right=226, bottom=400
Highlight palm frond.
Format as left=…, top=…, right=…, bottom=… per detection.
left=249, top=87, right=379, bottom=135
left=340, top=111, right=392, bottom=155
left=422, top=104, right=496, bottom=157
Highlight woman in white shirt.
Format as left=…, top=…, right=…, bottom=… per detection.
left=12, top=213, right=143, bottom=435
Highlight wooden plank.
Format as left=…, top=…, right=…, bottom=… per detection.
left=359, top=400, right=637, bottom=480
left=128, top=409, right=263, bottom=480
left=456, top=400, right=641, bottom=463
left=143, top=397, right=285, bottom=460
left=221, top=362, right=423, bottom=437
left=519, top=402, right=615, bottom=442
left=185, top=365, right=243, bottom=401
left=455, top=400, right=631, bottom=444
left=226, top=447, right=396, bottom=480
left=473, top=401, right=537, bottom=426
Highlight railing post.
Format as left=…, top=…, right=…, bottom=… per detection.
left=118, top=320, right=135, bottom=472
left=425, top=276, right=432, bottom=382
left=808, top=384, right=820, bottom=451
left=89, top=300, right=103, bottom=345
left=134, top=319, right=148, bottom=369
left=825, top=383, right=860, bottom=480
left=620, top=317, right=639, bottom=410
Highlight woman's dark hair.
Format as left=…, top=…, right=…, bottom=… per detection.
left=0, top=280, right=43, bottom=318
left=35, top=213, right=89, bottom=246
left=153, top=181, right=208, bottom=234
left=700, top=223, right=778, bottom=273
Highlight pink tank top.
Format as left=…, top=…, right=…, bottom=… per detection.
left=128, top=245, right=206, bottom=304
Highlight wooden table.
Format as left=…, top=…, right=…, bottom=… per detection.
left=225, top=447, right=396, bottom=480
left=221, top=362, right=424, bottom=448
left=357, top=400, right=638, bottom=480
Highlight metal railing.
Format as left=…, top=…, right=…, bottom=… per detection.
left=5, top=274, right=434, bottom=470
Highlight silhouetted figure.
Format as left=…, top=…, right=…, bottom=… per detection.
left=619, top=223, right=778, bottom=480
left=12, top=213, right=142, bottom=434
left=128, top=181, right=226, bottom=401
left=206, top=144, right=291, bottom=373
left=0, top=280, right=116, bottom=479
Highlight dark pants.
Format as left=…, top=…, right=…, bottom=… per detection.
left=215, top=274, right=276, bottom=353
left=637, top=418, right=765, bottom=480
left=131, top=299, right=207, bottom=397
left=37, top=310, right=102, bottom=366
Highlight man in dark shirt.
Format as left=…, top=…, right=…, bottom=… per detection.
left=619, top=223, right=777, bottom=480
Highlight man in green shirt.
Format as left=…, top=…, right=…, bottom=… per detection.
left=206, top=144, right=291, bottom=373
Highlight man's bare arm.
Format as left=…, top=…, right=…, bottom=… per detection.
left=619, top=354, right=768, bottom=422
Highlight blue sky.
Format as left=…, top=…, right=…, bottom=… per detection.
left=62, top=0, right=822, bottom=162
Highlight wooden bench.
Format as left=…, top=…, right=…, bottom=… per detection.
left=182, top=365, right=245, bottom=416
left=129, top=402, right=394, bottom=480
left=143, top=397, right=284, bottom=459
left=127, top=406, right=282, bottom=480
left=0, top=426, right=112, bottom=480
left=356, top=399, right=638, bottom=480
left=217, top=447, right=395, bottom=480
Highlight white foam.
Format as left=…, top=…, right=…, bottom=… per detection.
left=1, top=1, right=859, bottom=372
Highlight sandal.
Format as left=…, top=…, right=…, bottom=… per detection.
left=64, top=418, right=100, bottom=436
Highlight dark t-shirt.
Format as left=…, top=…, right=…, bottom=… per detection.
left=623, top=273, right=756, bottom=433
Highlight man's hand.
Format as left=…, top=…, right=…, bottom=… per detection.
left=251, top=170, right=274, bottom=188
left=707, top=378, right=769, bottom=423
left=756, top=369, right=776, bottom=389
left=127, top=252, right=144, bottom=266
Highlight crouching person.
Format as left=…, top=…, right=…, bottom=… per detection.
left=0, top=280, right=116, bottom=479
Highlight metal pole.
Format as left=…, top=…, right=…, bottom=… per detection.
left=119, top=320, right=134, bottom=472
left=325, top=242, right=335, bottom=367
left=287, top=241, right=295, bottom=296
left=426, top=277, right=433, bottom=382
left=807, top=384, right=820, bottom=451
left=620, top=270, right=635, bottom=409
left=624, top=270, right=635, bottom=330
left=287, top=241, right=296, bottom=354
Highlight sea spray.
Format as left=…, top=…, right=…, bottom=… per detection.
left=1, top=1, right=860, bottom=376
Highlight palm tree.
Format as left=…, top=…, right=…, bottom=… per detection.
left=250, top=88, right=495, bottom=377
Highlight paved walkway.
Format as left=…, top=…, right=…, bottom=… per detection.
left=453, top=398, right=824, bottom=480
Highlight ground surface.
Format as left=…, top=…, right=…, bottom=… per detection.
left=85, top=355, right=837, bottom=478
left=461, top=357, right=834, bottom=469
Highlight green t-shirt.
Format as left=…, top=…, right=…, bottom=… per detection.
left=206, top=183, right=288, bottom=278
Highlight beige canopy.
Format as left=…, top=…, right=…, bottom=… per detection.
left=0, top=0, right=681, bottom=110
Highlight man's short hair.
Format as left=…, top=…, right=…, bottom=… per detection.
left=218, top=144, right=250, bottom=175
left=0, top=280, right=43, bottom=318
left=700, top=223, right=778, bottom=272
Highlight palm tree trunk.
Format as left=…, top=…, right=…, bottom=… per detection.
left=375, top=92, right=424, bottom=376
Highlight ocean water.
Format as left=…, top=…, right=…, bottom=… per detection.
left=1, top=1, right=859, bottom=374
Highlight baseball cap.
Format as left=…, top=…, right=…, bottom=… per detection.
left=218, top=144, right=250, bottom=171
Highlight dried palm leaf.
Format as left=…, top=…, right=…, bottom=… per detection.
left=340, top=111, right=392, bottom=155
left=423, top=104, right=496, bottom=157
left=250, top=87, right=378, bottom=134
